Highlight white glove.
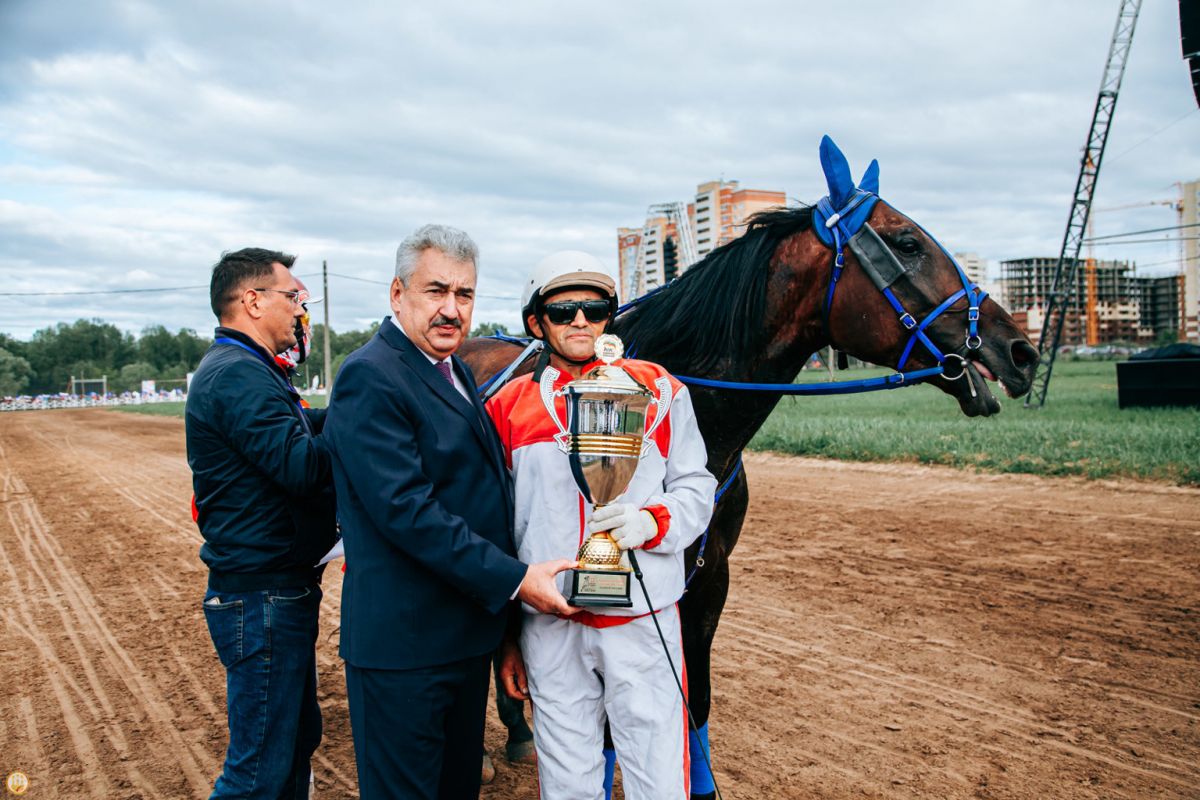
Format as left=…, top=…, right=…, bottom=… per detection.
left=588, top=503, right=658, bottom=550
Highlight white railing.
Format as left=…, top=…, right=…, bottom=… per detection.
left=0, top=390, right=187, bottom=413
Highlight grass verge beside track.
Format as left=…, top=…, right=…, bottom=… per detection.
left=115, top=364, right=1196, bottom=485
left=751, top=360, right=1200, bottom=485
left=115, top=393, right=328, bottom=420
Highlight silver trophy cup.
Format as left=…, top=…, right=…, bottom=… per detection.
left=558, top=335, right=653, bottom=607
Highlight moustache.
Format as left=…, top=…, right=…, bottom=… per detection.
left=430, top=316, right=462, bottom=330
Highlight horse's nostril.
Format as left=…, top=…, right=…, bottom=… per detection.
left=1011, top=340, right=1039, bottom=369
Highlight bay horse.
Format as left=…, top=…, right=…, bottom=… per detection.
left=460, top=137, right=1038, bottom=799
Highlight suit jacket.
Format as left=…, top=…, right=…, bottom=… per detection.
left=325, top=319, right=527, bottom=670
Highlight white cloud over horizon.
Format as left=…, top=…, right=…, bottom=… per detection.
left=0, top=0, right=1196, bottom=339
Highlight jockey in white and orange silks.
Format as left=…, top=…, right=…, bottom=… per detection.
left=487, top=251, right=716, bottom=800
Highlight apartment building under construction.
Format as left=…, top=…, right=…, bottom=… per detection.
left=1000, top=256, right=1184, bottom=345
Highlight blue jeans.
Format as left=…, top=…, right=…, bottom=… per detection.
left=203, top=585, right=323, bottom=800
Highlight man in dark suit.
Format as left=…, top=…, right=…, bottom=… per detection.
left=324, top=224, right=575, bottom=800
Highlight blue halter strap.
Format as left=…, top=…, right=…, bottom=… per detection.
left=812, top=190, right=987, bottom=376
left=815, top=189, right=878, bottom=333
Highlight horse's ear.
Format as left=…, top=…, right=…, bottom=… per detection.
left=819, top=135, right=855, bottom=207
left=860, top=159, right=880, bottom=195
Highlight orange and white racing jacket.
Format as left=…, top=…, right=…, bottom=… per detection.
left=486, top=358, right=717, bottom=621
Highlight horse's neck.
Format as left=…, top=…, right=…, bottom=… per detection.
left=696, top=237, right=828, bottom=475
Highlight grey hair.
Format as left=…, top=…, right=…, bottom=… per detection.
left=394, top=224, right=479, bottom=285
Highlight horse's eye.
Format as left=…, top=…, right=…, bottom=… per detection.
left=894, top=237, right=921, bottom=256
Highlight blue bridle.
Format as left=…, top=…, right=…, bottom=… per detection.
left=813, top=185, right=988, bottom=379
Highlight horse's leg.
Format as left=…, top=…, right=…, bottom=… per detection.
left=602, top=723, right=616, bottom=798
left=492, top=658, right=534, bottom=762
left=680, top=557, right=729, bottom=800
left=681, top=474, right=748, bottom=800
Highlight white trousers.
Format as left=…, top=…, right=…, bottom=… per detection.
left=521, top=606, right=689, bottom=800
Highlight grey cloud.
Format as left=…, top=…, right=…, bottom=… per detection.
left=0, top=0, right=1195, bottom=338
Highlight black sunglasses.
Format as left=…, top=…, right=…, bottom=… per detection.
left=543, top=299, right=612, bottom=325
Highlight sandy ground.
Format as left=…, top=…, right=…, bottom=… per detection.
left=0, top=409, right=1197, bottom=799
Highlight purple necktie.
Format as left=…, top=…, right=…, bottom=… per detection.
left=435, top=360, right=454, bottom=387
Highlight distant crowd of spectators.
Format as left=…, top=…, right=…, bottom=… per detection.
left=0, top=388, right=187, bottom=412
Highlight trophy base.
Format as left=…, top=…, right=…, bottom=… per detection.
left=567, top=568, right=633, bottom=608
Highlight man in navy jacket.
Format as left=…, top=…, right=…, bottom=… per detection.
left=324, top=224, right=574, bottom=800
left=186, top=247, right=338, bottom=798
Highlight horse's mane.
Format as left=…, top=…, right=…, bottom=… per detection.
left=613, top=205, right=814, bottom=373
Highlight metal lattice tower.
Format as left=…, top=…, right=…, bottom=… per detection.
left=647, top=202, right=699, bottom=271
left=1025, top=0, right=1142, bottom=408
left=626, top=202, right=701, bottom=299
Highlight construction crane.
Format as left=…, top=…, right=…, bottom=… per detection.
left=647, top=202, right=699, bottom=272
left=1025, top=0, right=1142, bottom=408
left=1085, top=156, right=1100, bottom=346
left=626, top=202, right=701, bottom=300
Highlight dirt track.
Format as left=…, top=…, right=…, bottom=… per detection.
left=1, top=409, right=1197, bottom=799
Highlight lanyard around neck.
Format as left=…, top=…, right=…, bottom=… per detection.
left=214, top=336, right=311, bottom=434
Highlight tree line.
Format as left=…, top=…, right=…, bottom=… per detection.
left=0, top=318, right=511, bottom=397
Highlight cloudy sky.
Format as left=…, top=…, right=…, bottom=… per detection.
left=1, top=0, right=1196, bottom=339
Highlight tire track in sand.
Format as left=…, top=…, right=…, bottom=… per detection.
left=0, top=430, right=215, bottom=796
left=27, top=413, right=363, bottom=795
left=0, top=442, right=129, bottom=797
left=721, top=615, right=1199, bottom=793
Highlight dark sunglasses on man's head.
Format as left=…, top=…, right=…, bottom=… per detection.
left=543, top=299, right=612, bottom=325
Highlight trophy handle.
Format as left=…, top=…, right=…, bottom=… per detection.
left=538, top=367, right=573, bottom=453
left=641, top=376, right=673, bottom=457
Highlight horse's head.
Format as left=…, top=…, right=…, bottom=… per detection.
left=809, top=136, right=1038, bottom=417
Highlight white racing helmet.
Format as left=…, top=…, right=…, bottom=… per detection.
left=520, top=250, right=618, bottom=336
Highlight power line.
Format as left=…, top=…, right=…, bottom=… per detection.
left=1106, top=107, right=1199, bottom=163
left=1132, top=255, right=1199, bottom=269
left=1088, top=237, right=1200, bottom=246
left=0, top=271, right=323, bottom=298
left=0, top=284, right=209, bottom=297
left=326, top=270, right=389, bottom=286
left=0, top=268, right=515, bottom=302
left=1084, top=222, right=1200, bottom=242
left=325, top=270, right=519, bottom=300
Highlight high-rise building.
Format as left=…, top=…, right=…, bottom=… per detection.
left=618, top=179, right=786, bottom=300
left=616, top=228, right=643, bottom=302
left=953, top=252, right=987, bottom=287
left=616, top=214, right=674, bottom=300
left=953, top=251, right=1007, bottom=308
left=691, top=180, right=787, bottom=258
left=1136, top=274, right=1186, bottom=343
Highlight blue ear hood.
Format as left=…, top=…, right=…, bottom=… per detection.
left=860, top=159, right=880, bottom=195
left=813, top=136, right=881, bottom=248
left=819, top=135, right=855, bottom=208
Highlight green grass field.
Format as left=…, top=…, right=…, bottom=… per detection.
left=115, top=402, right=188, bottom=417
left=116, top=363, right=1197, bottom=485
left=751, top=360, right=1200, bottom=485
left=115, top=392, right=327, bottom=419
